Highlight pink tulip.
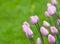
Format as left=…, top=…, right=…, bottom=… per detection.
left=45, top=11, right=50, bottom=18
left=23, top=21, right=30, bottom=27
left=48, top=34, right=55, bottom=43
left=37, top=38, right=42, bottom=44
left=34, top=15, right=39, bottom=21
left=47, top=3, right=52, bottom=8
left=26, top=28, right=33, bottom=38
left=22, top=24, right=33, bottom=38
left=22, top=24, right=29, bottom=33
left=43, top=21, right=50, bottom=27
left=40, top=27, right=49, bottom=36
left=51, top=0, right=57, bottom=5
left=47, top=3, right=56, bottom=15
left=30, top=15, right=39, bottom=24
left=57, top=19, right=60, bottom=25
left=50, top=26, right=58, bottom=34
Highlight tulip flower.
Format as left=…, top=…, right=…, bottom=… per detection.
left=37, top=38, right=42, bottom=44
left=26, top=28, right=33, bottom=38
left=34, top=15, right=39, bottom=21
left=50, top=26, right=58, bottom=34
left=23, top=21, right=30, bottom=27
left=57, top=19, right=60, bottom=26
left=22, top=24, right=29, bottom=33
left=22, top=25, right=33, bottom=39
left=30, top=15, right=39, bottom=24
left=40, top=27, right=49, bottom=36
left=43, top=21, right=50, bottom=27
left=51, top=0, right=57, bottom=5
left=47, top=3, right=56, bottom=15
left=45, top=11, right=51, bottom=18
left=48, top=34, right=55, bottom=44
left=47, top=3, right=52, bottom=8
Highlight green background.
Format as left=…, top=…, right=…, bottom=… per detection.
left=0, top=0, right=60, bottom=44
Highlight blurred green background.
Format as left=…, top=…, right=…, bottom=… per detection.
left=0, top=0, right=60, bottom=44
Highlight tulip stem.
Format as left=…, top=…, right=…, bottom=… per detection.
left=29, top=38, right=35, bottom=44
left=56, top=34, right=60, bottom=44
left=48, top=27, right=52, bottom=34
left=49, top=16, right=55, bottom=26
left=35, top=23, right=44, bottom=44
left=39, top=32, right=44, bottom=44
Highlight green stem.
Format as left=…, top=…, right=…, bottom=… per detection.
left=35, top=23, right=44, bottom=44
left=29, top=38, right=35, bottom=44
left=47, top=27, right=52, bottom=34
left=56, top=34, right=60, bottom=44
left=49, top=16, right=55, bottom=26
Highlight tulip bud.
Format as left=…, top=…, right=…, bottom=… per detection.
left=47, top=3, right=52, bottom=8
left=51, top=0, right=57, bottom=5
left=57, top=19, right=60, bottom=26
left=43, top=21, right=50, bottom=27
left=50, top=26, right=58, bottom=34
left=47, top=3, right=56, bottom=15
left=26, top=28, right=33, bottom=39
left=48, top=34, right=55, bottom=44
left=37, top=38, right=42, bottom=44
left=22, top=24, right=29, bottom=33
left=30, top=15, right=39, bottom=24
left=40, top=27, right=49, bottom=36
left=22, top=24, right=33, bottom=38
left=23, top=21, right=30, bottom=27
left=34, top=15, right=39, bottom=21
left=45, top=11, right=50, bottom=18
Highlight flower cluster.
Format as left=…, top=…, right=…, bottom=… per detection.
left=22, top=0, right=60, bottom=44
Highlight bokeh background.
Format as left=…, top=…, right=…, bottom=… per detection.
left=0, top=0, right=60, bottom=44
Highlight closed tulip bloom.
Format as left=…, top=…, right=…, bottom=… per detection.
left=50, top=26, right=58, bottom=34
left=48, top=34, right=55, bottom=44
left=57, top=19, right=60, bottom=25
left=43, top=21, right=50, bottom=27
left=52, top=0, right=57, bottom=5
left=40, top=27, right=49, bottom=36
left=22, top=24, right=33, bottom=38
left=47, top=3, right=56, bottom=15
left=45, top=11, right=50, bottom=18
left=22, top=24, right=29, bottom=33
left=37, top=38, right=42, bottom=44
left=23, top=21, right=30, bottom=27
left=35, top=15, right=39, bottom=21
left=30, top=15, right=39, bottom=24
left=26, top=28, right=33, bottom=38
left=48, top=6, right=56, bottom=15
left=47, top=3, right=52, bottom=8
